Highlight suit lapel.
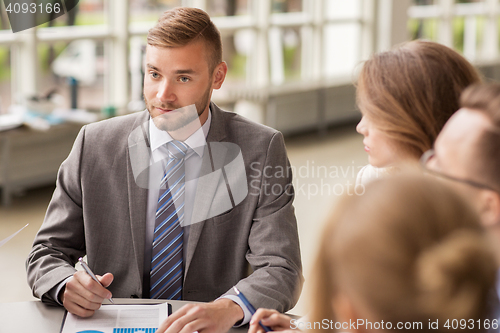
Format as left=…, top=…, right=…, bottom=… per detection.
left=126, top=111, right=150, bottom=295
left=188, top=143, right=230, bottom=225
left=185, top=103, right=228, bottom=276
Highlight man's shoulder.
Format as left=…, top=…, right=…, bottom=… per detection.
left=216, top=106, right=279, bottom=139
left=87, top=110, right=148, bottom=129
left=83, top=110, right=148, bottom=143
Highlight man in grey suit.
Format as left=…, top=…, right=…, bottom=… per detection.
left=26, top=7, right=302, bottom=333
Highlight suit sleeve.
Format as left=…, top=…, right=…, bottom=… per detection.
left=25, top=126, right=87, bottom=305
left=224, top=131, right=303, bottom=312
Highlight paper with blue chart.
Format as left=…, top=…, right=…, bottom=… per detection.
left=60, top=303, right=169, bottom=333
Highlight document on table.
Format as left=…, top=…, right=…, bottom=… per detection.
left=60, top=303, right=170, bottom=333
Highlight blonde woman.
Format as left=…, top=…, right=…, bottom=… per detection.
left=250, top=175, right=497, bottom=333
left=356, top=40, right=481, bottom=186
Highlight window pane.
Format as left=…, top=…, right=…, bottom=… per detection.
left=453, top=16, right=466, bottom=53
left=324, top=23, right=360, bottom=77
left=272, top=0, right=302, bottom=13
left=409, top=18, right=438, bottom=40
left=75, top=0, right=106, bottom=26
left=130, top=0, right=182, bottom=23
left=38, top=41, right=105, bottom=111
left=0, top=46, right=11, bottom=113
left=206, top=0, right=250, bottom=17
left=413, top=0, right=437, bottom=5
left=283, top=27, right=301, bottom=81
left=38, top=0, right=106, bottom=28
left=225, top=30, right=250, bottom=82
left=326, top=0, right=361, bottom=20
left=129, top=36, right=147, bottom=111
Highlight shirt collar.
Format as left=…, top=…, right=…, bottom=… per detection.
left=149, top=108, right=212, bottom=158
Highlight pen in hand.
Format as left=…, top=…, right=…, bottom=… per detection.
left=78, top=257, right=115, bottom=304
left=233, top=287, right=272, bottom=332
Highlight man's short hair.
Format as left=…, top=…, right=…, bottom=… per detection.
left=147, top=7, right=223, bottom=74
left=460, top=83, right=500, bottom=191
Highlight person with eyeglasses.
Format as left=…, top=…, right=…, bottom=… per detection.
left=421, top=83, right=500, bottom=324
left=421, top=83, right=500, bottom=232
left=355, top=40, right=482, bottom=186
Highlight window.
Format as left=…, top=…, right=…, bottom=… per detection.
left=408, top=0, right=500, bottom=62
left=130, top=0, right=181, bottom=23
left=0, top=46, right=11, bottom=113
left=0, top=0, right=378, bottom=115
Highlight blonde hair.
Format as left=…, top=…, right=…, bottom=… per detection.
left=147, top=7, right=223, bottom=73
left=310, top=175, right=496, bottom=332
left=357, top=40, right=482, bottom=158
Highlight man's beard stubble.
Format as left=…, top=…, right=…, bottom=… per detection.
left=145, top=85, right=212, bottom=133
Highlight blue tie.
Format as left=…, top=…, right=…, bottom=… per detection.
left=150, top=140, right=188, bottom=299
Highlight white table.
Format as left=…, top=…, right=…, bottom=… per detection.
left=0, top=299, right=247, bottom=332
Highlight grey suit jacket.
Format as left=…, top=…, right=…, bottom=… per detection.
left=26, top=103, right=303, bottom=312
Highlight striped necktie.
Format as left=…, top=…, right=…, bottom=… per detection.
left=150, top=140, right=188, bottom=299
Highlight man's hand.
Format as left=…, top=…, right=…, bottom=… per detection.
left=61, top=271, right=114, bottom=317
left=248, top=309, right=295, bottom=333
left=156, top=298, right=244, bottom=333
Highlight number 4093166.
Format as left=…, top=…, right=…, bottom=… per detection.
left=6, top=2, right=61, bottom=14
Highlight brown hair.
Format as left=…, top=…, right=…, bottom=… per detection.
left=459, top=83, right=500, bottom=191
left=147, top=7, right=223, bottom=73
left=357, top=40, right=481, bottom=158
left=310, top=174, right=496, bottom=332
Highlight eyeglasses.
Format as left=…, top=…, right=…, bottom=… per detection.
left=420, top=149, right=498, bottom=192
